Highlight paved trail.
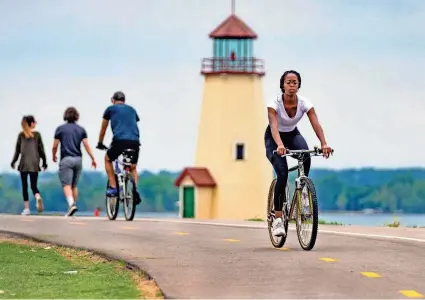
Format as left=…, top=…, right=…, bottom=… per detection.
left=1, top=214, right=424, bottom=299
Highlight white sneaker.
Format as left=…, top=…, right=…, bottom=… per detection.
left=21, top=208, right=30, bottom=216
left=272, top=218, right=286, bottom=237
left=65, top=204, right=78, bottom=217
left=36, top=196, right=44, bottom=213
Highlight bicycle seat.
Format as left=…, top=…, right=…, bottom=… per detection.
left=122, top=148, right=136, bottom=155
left=121, top=149, right=135, bottom=165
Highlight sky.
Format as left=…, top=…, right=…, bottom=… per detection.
left=1, top=0, right=424, bottom=174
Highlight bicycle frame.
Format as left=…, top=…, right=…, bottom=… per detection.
left=113, top=154, right=133, bottom=201
left=273, top=147, right=329, bottom=221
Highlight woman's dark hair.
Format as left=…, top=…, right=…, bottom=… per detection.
left=280, top=70, right=302, bottom=93
left=63, top=107, right=79, bottom=123
left=21, top=115, right=35, bottom=138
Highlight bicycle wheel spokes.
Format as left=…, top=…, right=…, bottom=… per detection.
left=108, top=197, right=117, bottom=213
left=299, top=186, right=313, bottom=240
left=123, top=174, right=136, bottom=221
left=106, top=178, right=119, bottom=220
left=295, top=177, right=319, bottom=251
left=125, top=185, right=133, bottom=215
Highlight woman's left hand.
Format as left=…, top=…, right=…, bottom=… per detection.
left=321, top=144, right=332, bottom=158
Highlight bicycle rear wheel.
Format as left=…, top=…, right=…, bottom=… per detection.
left=295, top=177, right=319, bottom=251
left=123, top=173, right=137, bottom=221
left=267, top=179, right=289, bottom=248
left=106, top=175, right=119, bottom=220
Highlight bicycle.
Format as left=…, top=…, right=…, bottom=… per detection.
left=267, top=146, right=334, bottom=251
left=97, top=144, right=139, bottom=221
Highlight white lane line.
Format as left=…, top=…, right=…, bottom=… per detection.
left=3, top=215, right=425, bottom=243
left=318, top=229, right=425, bottom=243
left=133, top=219, right=425, bottom=243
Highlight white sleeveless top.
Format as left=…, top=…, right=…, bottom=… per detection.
left=267, top=93, right=314, bottom=132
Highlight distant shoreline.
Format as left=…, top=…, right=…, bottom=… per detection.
left=2, top=166, right=425, bottom=175
left=2, top=211, right=424, bottom=227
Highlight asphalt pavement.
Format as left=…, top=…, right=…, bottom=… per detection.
left=1, top=214, right=424, bottom=299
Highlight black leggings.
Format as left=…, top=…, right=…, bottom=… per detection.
left=20, top=172, right=40, bottom=201
left=265, top=126, right=311, bottom=211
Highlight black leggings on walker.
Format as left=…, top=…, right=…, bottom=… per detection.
left=265, top=126, right=311, bottom=211
left=20, top=172, right=40, bottom=201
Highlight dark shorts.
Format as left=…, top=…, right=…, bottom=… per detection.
left=106, top=140, right=140, bottom=164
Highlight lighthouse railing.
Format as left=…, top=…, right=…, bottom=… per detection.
left=201, top=57, right=265, bottom=75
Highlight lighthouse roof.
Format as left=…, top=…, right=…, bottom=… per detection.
left=209, top=14, right=257, bottom=39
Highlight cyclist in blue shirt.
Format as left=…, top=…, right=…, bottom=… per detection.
left=96, top=91, right=141, bottom=203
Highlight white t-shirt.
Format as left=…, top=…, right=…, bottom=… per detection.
left=267, top=93, right=314, bottom=132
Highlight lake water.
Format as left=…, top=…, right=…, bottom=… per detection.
left=319, top=212, right=425, bottom=227
left=57, top=211, right=425, bottom=227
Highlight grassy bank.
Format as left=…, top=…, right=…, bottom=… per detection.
left=0, top=234, right=162, bottom=299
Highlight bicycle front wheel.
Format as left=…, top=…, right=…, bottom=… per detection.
left=123, top=173, right=137, bottom=221
left=295, top=177, right=319, bottom=251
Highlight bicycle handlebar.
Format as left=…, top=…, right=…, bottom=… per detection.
left=272, top=146, right=334, bottom=158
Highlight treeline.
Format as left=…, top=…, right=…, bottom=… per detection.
left=293, top=168, right=425, bottom=213
left=0, top=168, right=424, bottom=214
left=0, top=170, right=180, bottom=214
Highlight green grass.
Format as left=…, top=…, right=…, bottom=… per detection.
left=384, top=217, right=425, bottom=228
left=383, top=217, right=401, bottom=227
left=318, top=219, right=344, bottom=225
left=246, top=217, right=264, bottom=222
left=0, top=238, right=162, bottom=299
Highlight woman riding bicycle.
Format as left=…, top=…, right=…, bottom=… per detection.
left=265, top=70, right=332, bottom=237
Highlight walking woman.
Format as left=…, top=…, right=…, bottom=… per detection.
left=52, top=107, right=97, bottom=217
left=11, top=115, right=47, bottom=215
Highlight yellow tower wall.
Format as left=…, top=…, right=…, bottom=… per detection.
left=196, top=187, right=215, bottom=219
left=195, top=74, right=273, bottom=220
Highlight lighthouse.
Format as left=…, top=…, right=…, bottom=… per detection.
left=175, top=2, right=272, bottom=220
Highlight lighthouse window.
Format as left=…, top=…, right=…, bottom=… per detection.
left=235, top=143, right=245, bottom=160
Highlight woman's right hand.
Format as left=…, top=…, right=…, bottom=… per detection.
left=276, top=144, right=286, bottom=156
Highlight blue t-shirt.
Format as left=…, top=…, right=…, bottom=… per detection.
left=103, top=103, right=140, bottom=142
left=54, top=123, right=87, bottom=159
